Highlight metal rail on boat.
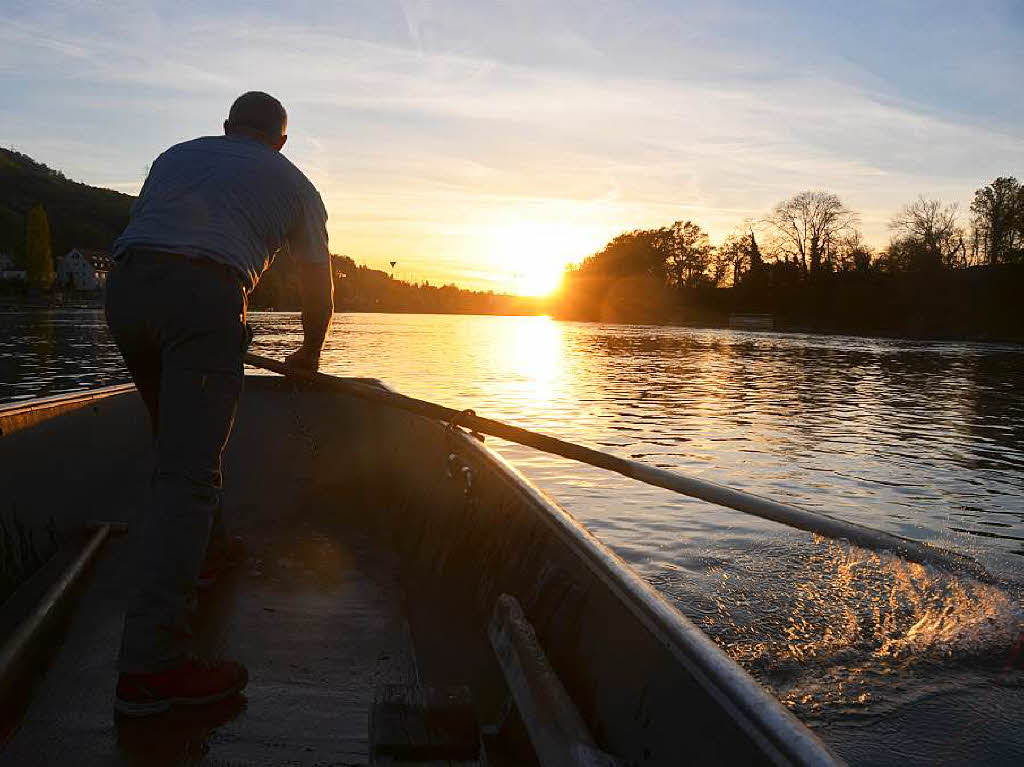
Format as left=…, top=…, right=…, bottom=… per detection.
left=0, top=522, right=126, bottom=693
left=0, top=384, right=135, bottom=438
left=243, top=353, right=990, bottom=581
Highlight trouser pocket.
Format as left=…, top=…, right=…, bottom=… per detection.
left=156, top=368, right=242, bottom=490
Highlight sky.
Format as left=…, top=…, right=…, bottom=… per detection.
left=2, top=1, right=1022, bottom=294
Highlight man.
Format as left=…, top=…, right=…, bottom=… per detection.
left=106, top=91, right=334, bottom=717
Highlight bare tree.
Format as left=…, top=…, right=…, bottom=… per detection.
left=763, top=191, right=858, bottom=274
left=889, top=196, right=965, bottom=268
left=835, top=230, right=873, bottom=273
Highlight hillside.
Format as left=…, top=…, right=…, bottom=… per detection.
left=0, top=149, right=541, bottom=314
left=0, top=148, right=133, bottom=263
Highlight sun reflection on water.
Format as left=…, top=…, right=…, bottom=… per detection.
left=504, top=315, right=563, bottom=401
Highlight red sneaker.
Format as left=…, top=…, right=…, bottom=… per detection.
left=115, top=658, right=249, bottom=717
left=198, top=536, right=246, bottom=590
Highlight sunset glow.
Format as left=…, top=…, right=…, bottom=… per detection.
left=2, top=2, right=1021, bottom=294
left=491, top=221, right=589, bottom=296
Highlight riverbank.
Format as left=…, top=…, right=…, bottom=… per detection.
left=0, top=293, right=104, bottom=311
left=555, top=262, right=1024, bottom=344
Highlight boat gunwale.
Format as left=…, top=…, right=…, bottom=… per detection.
left=0, top=384, right=135, bottom=425
left=439, top=412, right=839, bottom=767
left=0, top=384, right=137, bottom=439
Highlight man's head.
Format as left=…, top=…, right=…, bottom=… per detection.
left=224, top=91, right=288, bottom=151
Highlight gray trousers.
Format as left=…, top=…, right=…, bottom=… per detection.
left=106, top=252, right=249, bottom=673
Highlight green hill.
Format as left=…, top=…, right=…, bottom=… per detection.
left=0, top=148, right=133, bottom=264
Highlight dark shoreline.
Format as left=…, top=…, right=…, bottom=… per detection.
left=4, top=297, right=1022, bottom=346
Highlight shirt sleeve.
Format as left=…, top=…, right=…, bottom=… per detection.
left=288, top=186, right=330, bottom=265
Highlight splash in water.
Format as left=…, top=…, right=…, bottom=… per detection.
left=690, top=538, right=1023, bottom=720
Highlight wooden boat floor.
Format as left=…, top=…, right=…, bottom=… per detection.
left=4, top=513, right=417, bottom=766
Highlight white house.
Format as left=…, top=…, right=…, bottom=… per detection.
left=0, top=252, right=26, bottom=282
left=56, top=248, right=113, bottom=291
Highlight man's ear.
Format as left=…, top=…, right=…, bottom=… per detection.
left=224, top=120, right=231, bottom=135
left=274, top=134, right=287, bottom=152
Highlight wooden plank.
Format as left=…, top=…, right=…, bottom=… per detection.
left=488, top=594, right=621, bottom=767
left=371, top=684, right=481, bottom=764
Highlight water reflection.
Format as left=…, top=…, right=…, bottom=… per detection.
left=0, top=309, right=129, bottom=400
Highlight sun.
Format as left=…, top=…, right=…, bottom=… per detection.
left=515, top=259, right=566, bottom=296
left=492, top=221, right=586, bottom=296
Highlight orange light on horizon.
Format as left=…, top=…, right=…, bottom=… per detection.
left=490, top=220, right=593, bottom=296
left=327, top=208, right=617, bottom=296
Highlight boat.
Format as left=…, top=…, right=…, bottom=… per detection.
left=0, top=373, right=840, bottom=765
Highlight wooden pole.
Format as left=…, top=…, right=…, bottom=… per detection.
left=244, top=353, right=990, bottom=581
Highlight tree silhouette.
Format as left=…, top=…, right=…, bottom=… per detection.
left=835, top=231, right=873, bottom=273
left=748, top=230, right=762, bottom=272
left=764, top=191, right=857, bottom=274
left=889, top=197, right=965, bottom=270
left=719, top=233, right=748, bottom=286
left=24, top=204, right=54, bottom=290
left=583, top=230, right=668, bottom=281
left=970, top=177, right=1023, bottom=265
left=659, top=220, right=720, bottom=288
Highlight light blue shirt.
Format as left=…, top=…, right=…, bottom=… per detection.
left=114, top=135, right=329, bottom=291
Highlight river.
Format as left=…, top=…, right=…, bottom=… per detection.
left=2, top=308, right=1022, bottom=764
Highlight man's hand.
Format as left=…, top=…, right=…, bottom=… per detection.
left=284, top=346, right=321, bottom=376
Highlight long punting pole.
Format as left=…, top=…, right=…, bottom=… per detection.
left=244, top=353, right=990, bottom=581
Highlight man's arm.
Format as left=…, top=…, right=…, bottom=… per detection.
left=285, top=258, right=334, bottom=374
left=284, top=187, right=334, bottom=375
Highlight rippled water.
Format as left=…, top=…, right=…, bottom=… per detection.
left=3, top=309, right=1022, bottom=762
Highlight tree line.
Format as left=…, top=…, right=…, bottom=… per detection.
left=251, top=252, right=543, bottom=316
left=556, top=177, right=1024, bottom=339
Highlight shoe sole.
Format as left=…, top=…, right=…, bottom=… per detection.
left=114, top=678, right=247, bottom=717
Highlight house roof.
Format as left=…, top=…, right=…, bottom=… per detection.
left=67, top=248, right=113, bottom=271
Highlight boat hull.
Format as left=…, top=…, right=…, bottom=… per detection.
left=0, top=376, right=838, bottom=765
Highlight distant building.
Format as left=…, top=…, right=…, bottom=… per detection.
left=0, top=252, right=27, bottom=282
left=56, top=248, right=113, bottom=291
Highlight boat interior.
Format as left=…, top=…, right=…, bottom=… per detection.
left=0, top=375, right=837, bottom=766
